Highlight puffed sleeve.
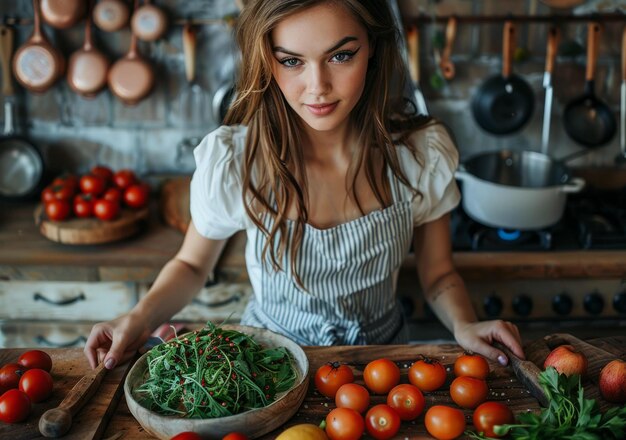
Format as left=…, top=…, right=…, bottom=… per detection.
left=402, top=124, right=461, bottom=226
left=189, top=125, right=248, bottom=239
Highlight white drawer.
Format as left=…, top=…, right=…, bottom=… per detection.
left=0, top=320, right=94, bottom=348
left=0, top=281, right=138, bottom=320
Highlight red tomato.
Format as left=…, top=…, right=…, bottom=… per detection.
left=222, top=433, right=249, bottom=440
left=91, top=165, right=113, bottom=184
left=0, top=388, right=31, bottom=424
left=473, top=401, right=515, bottom=438
left=19, top=368, right=53, bottom=403
left=45, top=200, right=71, bottom=221
left=450, top=376, right=488, bottom=409
left=365, top=404, right=401, bottom=440
left=325, top=407, right=364, bottom=440
left=0, top=363, right=25, bottom=389
left=93, top=199, right=120, bottom=221
left=170, top=433, right=203, bottom=440
left=425, top=405, right=466, bottom=440
left=363, top=358, right=400, bottom=395
left=124, top=183, right=149, bottom=209
left=386, top=383, right=425, bottom=421
left=454, top=353, right=490, bottom=379
left=18, top=350, right=52, bottom=372
left=53, top=184, right=76, bottom=202
left=74, top=194, right=94, bottom=218
left=335, top=382, right=370, bottom=413
left=314, top=362, right=354, bottom=398
left=41, top=186, right=56, bottom=203
left=103, top=187, right=122, bottom=203
left=113, top=169, right=137, bottom=190
left=408, top=357, right=446, bottom=392
left=79, top=174, right=106, bottom=196
left=52, top=174, right=79, bottom=192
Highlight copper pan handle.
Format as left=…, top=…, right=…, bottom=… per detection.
left=502, top=20, right=515, bottom=78
left=0, top=25, right=15, bottom=97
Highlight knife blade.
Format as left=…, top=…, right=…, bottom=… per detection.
left=541, top=27, right=560, bottom=155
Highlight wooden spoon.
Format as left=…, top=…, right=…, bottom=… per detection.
left=39, top=363, right=108, bottom=437
left=439, top=16, right=457, bottom=80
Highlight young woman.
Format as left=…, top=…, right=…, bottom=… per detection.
left=85, top=0, right=524, bottom=370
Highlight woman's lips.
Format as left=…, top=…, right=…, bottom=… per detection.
left=305, top=102, right=338, bottom=116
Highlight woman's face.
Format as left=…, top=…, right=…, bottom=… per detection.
left=270, top=2, right=370, bottom=136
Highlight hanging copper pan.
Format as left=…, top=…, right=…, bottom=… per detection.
left=93, top=0, right=130, bottom=32
left=131, top=0, right=167, bottom=42
left=13, top=0, right=65, bottom=93
left=107, top=31, right=154, bottom=105
left=67, top=6, right=110, bottom=97
left=40, top=0, right=87, bottom=29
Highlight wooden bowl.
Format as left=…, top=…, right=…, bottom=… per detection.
left=124, top=325, right=309, bottom=439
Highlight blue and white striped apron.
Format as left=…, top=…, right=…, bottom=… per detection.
left=240, top=169, right=414, bottom=345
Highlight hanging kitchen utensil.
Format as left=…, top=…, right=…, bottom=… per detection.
left=93, top=0, right=130, bottom=32
left=13, top=0, right=65, bottom=93
left=179, top=21, right=206, bottom=127
left=40, top=0, right=87, bottom=29
left=0, top=25, right=45, bottom=200
left=541, top=26, right=560, bottom=155
left=617, top=26, right=626, bottom=163
left=131, top=0, right=167, bottom=42
left=67, top=2, right=110, bottom=97
left=539, top=0, right=584, bottom=8
left=107, top=30, right=154, bottom=105
left=406, top=25, right=429, bottom=116
left=439, top=16, right=457, bottom=81
left=563, top=22, right=616, bottom=147
left=472, top=21, right=534, bottom=135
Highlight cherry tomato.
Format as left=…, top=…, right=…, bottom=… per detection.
left=79, top=174, right=106, bottom=196
left=41, top=186, right=56, bottom=203
left=18, top=350, right=52, bottom=372
left=170, top=433, right=202, bottom=440
left=53, top=184, right=76, bottom=202
left=0, top=388, right=31, bottom=424
left=74, top=194, right=94, bottom=218
left=363, top=358, right=400, bottom=395
left=103, top=187, right=122, bottom=204
left=454, top=353, right=490, bottom=379
left=93, top=199, right=120, bottom=221
left=473, top=401, right=515, bottom=438
left=52, top=174, right=79, bottom=192
left=113, top=169, right=137, bottom=190
left=124, top=183, right=150, bottom=209
left=335, top=382, right=370, bottom=413
left=0, top=363, right=25, bottom=389
left=314, top=362, right=354, bottom=398
left=386, top=383, right=425, bottom=421
left=408, top=357, right=446, bottom=392
left=45, top=200, right=71, bottom=221
left=91, top=165, right=114, bottom=184
left=19, top=368, right=53, bottom=403
left=425, top=405, right=466, bottom=440
left=222, top=433, right=249, bottom=440
left=450, top=376, right=488, bottom=409
left=365, top=404, right=401, bottom=440
left=325, top=407, right=364, bottom=440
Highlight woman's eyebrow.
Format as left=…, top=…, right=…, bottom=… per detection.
left=272, top=36, right=358, bottom=56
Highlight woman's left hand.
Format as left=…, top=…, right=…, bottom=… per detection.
left=453, top=320, right=525, bottom=366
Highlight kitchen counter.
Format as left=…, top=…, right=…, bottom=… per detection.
left=2, top=201, right=625, bottom=283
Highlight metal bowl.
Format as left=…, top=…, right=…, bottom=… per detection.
left=0, top=138, right=44, bottom=199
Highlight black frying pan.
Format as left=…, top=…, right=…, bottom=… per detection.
left=563, top=22, right=616, bottom=147
left=472, top=21, right=534, bottom=135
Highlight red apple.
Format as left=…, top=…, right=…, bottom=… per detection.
left=543, top=345, right=588, bottom=377
left=599, top=359, right=626, bottom=403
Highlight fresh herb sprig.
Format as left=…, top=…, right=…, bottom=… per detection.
left=133, top=322, right=298, bottom=418
left=467, top=366, right=626, bottom=439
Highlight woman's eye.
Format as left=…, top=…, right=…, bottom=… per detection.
left=331, top=50, right=356, bottom=63
left=280, top=58, right=302, bottom=68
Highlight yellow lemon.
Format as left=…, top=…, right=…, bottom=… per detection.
left=275, top=424, right=328, bottom=440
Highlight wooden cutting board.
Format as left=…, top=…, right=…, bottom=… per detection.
left=0, top=348, right=134, bottom=439
left=34, top=205, right=149, bottom=245
left=159, top=176, right=190, bottom=234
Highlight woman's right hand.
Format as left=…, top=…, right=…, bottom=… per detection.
left=84, top=312, right=151, bottom=370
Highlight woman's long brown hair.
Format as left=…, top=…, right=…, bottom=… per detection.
left=224, top=0, right=434, bottom=288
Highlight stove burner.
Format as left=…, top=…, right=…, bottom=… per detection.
left=471, top=226, right=553, bottom=250
left=497, top=229, right=521, bottom=241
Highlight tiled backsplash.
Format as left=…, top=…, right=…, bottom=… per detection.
left=0, top=0, right=624, bottom=177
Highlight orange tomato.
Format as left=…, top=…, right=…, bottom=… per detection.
left=315, top=362, right=354, bottom=398
left=425, top=405, right=466, bottom=440
left=450, top=376, right=488, bottom=409
left=454, top=353, right=490, bottom=379
left=408, top=357, right=446, bottom=392
left=386, top=383, right=425, bottom=421
left=473, top=401, right=515, bottom=437
left=363, top=358, right=400, bottom=395
left=325, top=407, right=364, bottom=440
left=335, top=383, right=370, bottom=413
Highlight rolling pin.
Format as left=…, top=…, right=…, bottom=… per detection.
left=39, top=362, right=108, bottom=437
left=495, top=342, right=549, bottom=408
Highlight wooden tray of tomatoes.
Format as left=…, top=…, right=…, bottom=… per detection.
left=35, top=166, right=150, bottom=245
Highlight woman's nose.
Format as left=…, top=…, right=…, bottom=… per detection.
left=307, top=64, right=331, bottom=95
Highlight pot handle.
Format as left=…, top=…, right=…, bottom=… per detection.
left=561, top=177, right=585, bottom=193
left=454, top=165, right=469, bottom=181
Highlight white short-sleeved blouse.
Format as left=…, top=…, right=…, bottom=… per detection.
left=190, top=124, right=460, bottom=294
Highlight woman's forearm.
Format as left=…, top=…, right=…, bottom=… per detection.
left=423, top=270, right=478, bottom=334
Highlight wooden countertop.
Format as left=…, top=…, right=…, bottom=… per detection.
left=1, top=201, right=625, bottom=283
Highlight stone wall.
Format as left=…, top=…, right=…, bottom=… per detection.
left=0, top=0, right=624, bottom=178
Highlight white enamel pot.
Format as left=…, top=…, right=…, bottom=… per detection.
left=455, top=150, right=585, bottom=230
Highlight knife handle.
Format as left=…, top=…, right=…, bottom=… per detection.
left=495, top=342, right=549, bottom=408
left=545, top=26, right=560, bottom=75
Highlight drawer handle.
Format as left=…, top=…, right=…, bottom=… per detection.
left=192, top=291, right=242, bottom=308
left=33, top=292, right=86, bottom=306
left=35, top=335, right=87, bottom=347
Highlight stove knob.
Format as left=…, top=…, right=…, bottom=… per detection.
left=512, top=294, right=533, bottom=316
left=583, top=293, right=604, bottom=315
left=483, top=295, right=503, bottom=317
left=552, top=293, right=573, bottom=316
left=613, top=291, right=626, bottom=314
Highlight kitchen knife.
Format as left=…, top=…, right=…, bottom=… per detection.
left=495, top=342, right=549, bottom=408
left=541, top=26, right=560, bottom=155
